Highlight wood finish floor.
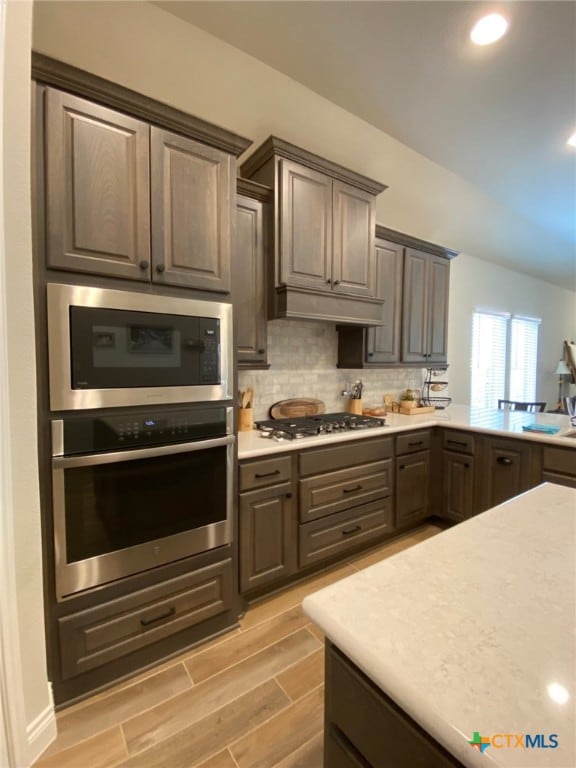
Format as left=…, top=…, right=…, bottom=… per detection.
left=33, top=523, right=444, bottom=768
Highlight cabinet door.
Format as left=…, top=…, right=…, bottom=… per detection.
left=239, top=483, right=296, bottom=593
left=478, top=438, right=534, bottom=511
left=332, top=181, right=376, bottom=297
left=396, top=451, right=430, bottom=527
left=401, top=248, right=428, bottom=362
left=442, top=452, right=474, bottom=521
left=234, top=195, right=267, bottom=367
left=151, top=128, right=233, bottom=292
left=279, top=159, right=332, bottom=290
left=365, top=238, right=403, bottom=363
left=45, top=88, right=151, bottom=281
left=426, top=255, right=450, bottom=364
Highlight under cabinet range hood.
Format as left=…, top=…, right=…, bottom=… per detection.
left=240, top=136, right=387, bottom=326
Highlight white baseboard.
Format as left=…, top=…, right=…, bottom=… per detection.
left=23, top=684, right=56, bottom=767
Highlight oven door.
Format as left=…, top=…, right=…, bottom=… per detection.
left=52, top=435, right=234, bottom=600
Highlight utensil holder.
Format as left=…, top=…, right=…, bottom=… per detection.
left=238, top=408, right=253, bottom=432
left=347, top=398, right=362, bottom=415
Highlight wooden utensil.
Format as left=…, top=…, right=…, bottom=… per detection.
left=269, top=398, right=325, bottom=419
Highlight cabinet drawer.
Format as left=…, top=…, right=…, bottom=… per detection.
left=299, top=437, right=392, bottom=477
left=396, top=431, right=430, bottom=456
left=299, top=499, right=393, bottom=568
left=327, top=644, right=462, bottom=768
left=442, top=430, right=475, bottom=454
left=239, top=455, right=292, bottom=491
left=542, top=471, right=576, bottom=489
left=543, top=446, right=576, bottom=476
left=58, top=560, right=232, bottom=680
left=299, top=459, right=393, bottom=522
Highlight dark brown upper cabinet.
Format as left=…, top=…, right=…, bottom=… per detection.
left=402, top=248, right=450, bottom=364
left=34, top=54, right=251, bottom=293
left=234, top=178, right=272, bottom=369
left=337, top=226, right=458, bottom=368
left=240, top=137, right=387, bottom=325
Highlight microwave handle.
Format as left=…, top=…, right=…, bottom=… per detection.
left=52, top=434, right=235, bottom=469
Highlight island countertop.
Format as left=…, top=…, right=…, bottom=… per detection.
left=238, top=404, right=575, bottom=459
left=302, top=483, right=576, bottom=767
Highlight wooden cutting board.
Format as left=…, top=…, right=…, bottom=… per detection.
left=269, top=398, right=326, bottom=419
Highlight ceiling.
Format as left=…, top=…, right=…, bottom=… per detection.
left=156, top=1, right=576, bottom=288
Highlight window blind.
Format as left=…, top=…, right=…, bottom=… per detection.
left=471, top=311, right=508, bottom=408
left=509, top=316, right=540, bottom=401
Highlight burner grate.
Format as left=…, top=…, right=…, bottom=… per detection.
left=255, top=412, right=386, bottom=441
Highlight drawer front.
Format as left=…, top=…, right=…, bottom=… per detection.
left=442, top=430, right=475, bottom=455
left=299, top=459, right=393, bottom=522
left=239, top=455, right=292, bottom=491
left=299, top=437, right=393, bottom=477
left=396, top=431, right=431, bottom=456
left=327, top=644, right=463, bottom=768
left=542, top=471, right=576, bottom=489
left=543, top=446, right=576, bottom=477
left=299, top=499, right=393, bottom=568
left=58, top=559, right=233, bottom=679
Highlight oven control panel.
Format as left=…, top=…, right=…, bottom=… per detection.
left=54, top=406, right=231, bottom=456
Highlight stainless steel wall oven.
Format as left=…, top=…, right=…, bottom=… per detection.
left=51, top=405, right=234, bottom=601
left=47, top=283, right=233, bottom=411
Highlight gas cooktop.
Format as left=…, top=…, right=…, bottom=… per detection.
left=256, top=412, right=387, bottom=442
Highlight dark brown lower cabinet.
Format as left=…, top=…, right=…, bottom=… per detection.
left=239, top=482, right=297, bottom=592
left=325, top=642, right=464, bottom=767
left=58, top=560, right=233, bottom=680
left=541, top=445, right=576, bottom=488
left=442, top=452, right=474, bottom=522
left=396, top=452, right=430, bottom=526
left=477, top=436, right=539, bottom=511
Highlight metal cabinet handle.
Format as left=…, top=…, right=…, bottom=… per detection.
left=255, top=469, right=281, bottom=478
left=139, top=260, right=150, bottom=270
left=343, top=485, right=362, bottom=494
left=341, top=525, right=362, bottom=536
left=408, top=441, right=424, bottom=447
left=258, top=348, right=265, bottom=354
left=447, top=440, right=467, bottom=448
left=497, top=457, right=513, bottom=466
left=399, top=464, right=406, bottom=470
left=156, top=263, right=166, bottom=273
left=326, top=278, right=332, bottom=284
left=285, top=492, right=293, bottom=499
left=333, top=279, right=341, bottom=285
left=140, top=606, right=176, bottom=627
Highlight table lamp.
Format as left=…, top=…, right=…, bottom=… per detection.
left=555, top=359, right=571, bottom=411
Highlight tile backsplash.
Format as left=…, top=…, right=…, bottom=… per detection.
left=238, top=319, right=426, bottom=420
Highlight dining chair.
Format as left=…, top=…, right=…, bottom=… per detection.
left=498, top=399, right=546, bottom=413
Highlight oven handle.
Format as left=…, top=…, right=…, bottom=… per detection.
left=52, top=434, right=235, bottom=469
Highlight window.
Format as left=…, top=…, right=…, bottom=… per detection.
left=471, top=311, right=541, bottom=408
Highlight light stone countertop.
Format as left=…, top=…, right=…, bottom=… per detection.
left=302, top=482, right=576, bottom=768
left=238, top=404, right=576, bottom=459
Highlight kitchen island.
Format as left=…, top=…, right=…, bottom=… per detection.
left=302, top=483, right=576, bottom=768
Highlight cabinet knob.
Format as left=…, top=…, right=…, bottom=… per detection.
left=258, top=348, right=265, bottom=355
left=156, top=263, right=166, bottom=274
left=367, top=353, right=374, bottom=357
left=497, top=457, right=513, bottom=466
left=326, top=278, right=332, bottom=284
left=333, top=279, right=340, bottom=285
left=285, top=492, right=293, bottom=499
left=139, top=260, right=150, bottom=271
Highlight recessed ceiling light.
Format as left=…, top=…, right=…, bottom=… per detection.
left=470, top=13, right=509, bottom=46
left=547, top=682, right=570, bottom=705
left=567, top=131, right=576, bottom=148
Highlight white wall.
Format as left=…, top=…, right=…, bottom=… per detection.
left=32, top=0, right=575, bottom=410
left=2, top=1, right=55, bottom=764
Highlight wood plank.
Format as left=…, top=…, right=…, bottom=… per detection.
left=122, top=629, right=321, bottom=755
left=115, top=680, right=289, bottom=768
left=194, top=751, right=238, bottom=768
left=276, top=648, right=324, bottom=702
left=186, top=605, right=308, bottom=683
left=347, top=523, right=443, bottom=570
left=230, top=685, right=324, bottom=768
left=33, top=727, right=126, bottom=768
left=42, top=664, right=192, bottom=756
left=240, top=562, right=357, bottom=630
left=271, top=732, right=323, bottom=768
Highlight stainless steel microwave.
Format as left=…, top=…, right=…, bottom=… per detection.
left=47, top=283, right=233, bottom=411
